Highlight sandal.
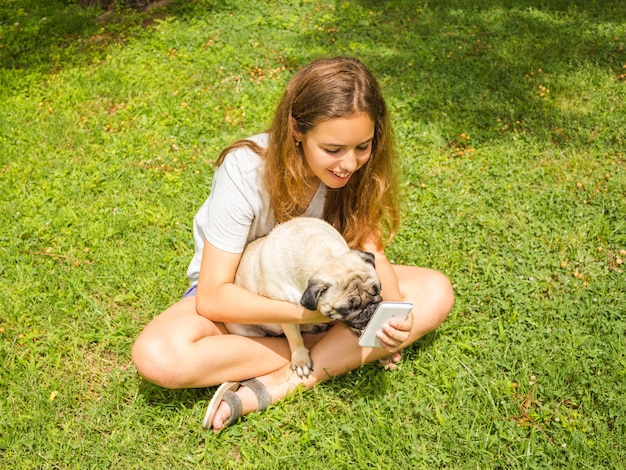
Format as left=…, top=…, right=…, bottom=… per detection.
left=202, top=378, right=272, bottom=430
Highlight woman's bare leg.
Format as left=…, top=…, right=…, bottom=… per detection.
left=211, top=266, right=454, bottom=430
left=131, top=297, right=295, bottom=388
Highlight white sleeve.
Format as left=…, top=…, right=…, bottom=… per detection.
left=192, top=151, right=261, bottom=254
left=185, top=133, right=273, bottom=285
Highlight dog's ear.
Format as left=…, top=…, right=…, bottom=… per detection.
left=300, top=279, right=330, bottom=310
left=354, top=250, right=376, bottom=268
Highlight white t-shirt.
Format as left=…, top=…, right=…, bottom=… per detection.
left=186, top=133, right=328, bottom=285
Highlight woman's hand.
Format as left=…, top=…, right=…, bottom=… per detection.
left=300, top=306, right=332, bottom=324
left=377, top=312, right=414, bottom=352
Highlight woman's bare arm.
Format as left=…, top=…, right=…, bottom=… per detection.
left=195, top=239, right=329, bottom=325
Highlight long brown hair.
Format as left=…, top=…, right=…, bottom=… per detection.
left=217, top=57, right=400, bottom=248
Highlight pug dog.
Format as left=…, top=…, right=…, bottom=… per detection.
left=224, top=217, right=382, bottom=378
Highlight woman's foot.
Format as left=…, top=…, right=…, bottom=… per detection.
left=204, top=378, right=271, bottom=432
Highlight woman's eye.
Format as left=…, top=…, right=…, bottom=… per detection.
left=324, top=148, right=341, bottom=154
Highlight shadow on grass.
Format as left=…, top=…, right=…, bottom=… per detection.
left=1, top=0, right=111, bottom=71
left=3, top=0, right=624, bottom=146
left=311, top=0, right=626, bottom=147
left=0, top=0, right=222, bottom=91
left=137, top=379, right=209, bottom=407
left=351, top=0, right=626, bottom=23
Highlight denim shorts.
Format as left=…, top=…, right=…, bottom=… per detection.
left=183, top=284, right=197, bottom=299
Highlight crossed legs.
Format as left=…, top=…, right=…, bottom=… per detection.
left=131, top=266, right=454, bottom=430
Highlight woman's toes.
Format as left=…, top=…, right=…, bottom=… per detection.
left=211, top=402, right=231, bottom=432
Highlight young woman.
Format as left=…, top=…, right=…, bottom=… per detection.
left=131, top=56, right=454, bottom=432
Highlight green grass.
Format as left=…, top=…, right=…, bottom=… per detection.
left=1, top=0, right=625, bottom=467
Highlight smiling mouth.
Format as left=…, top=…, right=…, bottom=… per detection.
left=330, top=170, right=351, bottom=179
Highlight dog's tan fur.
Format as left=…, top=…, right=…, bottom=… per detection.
left=224, top=217, right=382, bottom=378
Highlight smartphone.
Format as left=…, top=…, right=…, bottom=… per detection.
left=358, top=302, right=413, bottom=348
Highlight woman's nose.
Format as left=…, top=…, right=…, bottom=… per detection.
left=340, top=151, right=358, bottom=172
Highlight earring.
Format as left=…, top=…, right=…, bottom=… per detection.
left=295, top=141, right=301, bottom=147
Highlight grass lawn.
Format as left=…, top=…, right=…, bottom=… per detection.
left=1, top=0, right=625, bottom=467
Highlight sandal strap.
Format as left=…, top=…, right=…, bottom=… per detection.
left=221, top=390, right=243, bottom=428
left=215, top=378, right=272, bottom=428
left=241, top=378, right=271, bottom=412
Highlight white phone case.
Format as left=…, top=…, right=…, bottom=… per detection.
left=358, top=302, right=413, bottom=348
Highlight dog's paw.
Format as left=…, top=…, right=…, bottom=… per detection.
left=379, top=351, right=402, bottom=371
left=291, top=348, right=313, bottom=378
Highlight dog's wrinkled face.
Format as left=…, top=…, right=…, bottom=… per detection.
left=300, top=249, right=382, bottom=333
